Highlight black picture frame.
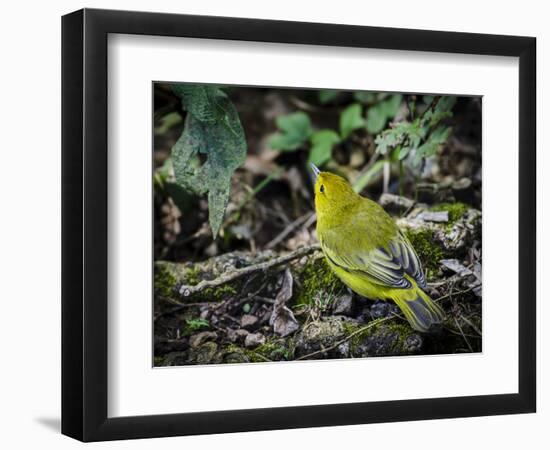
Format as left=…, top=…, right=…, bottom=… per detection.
left=62, top=8, right=536, bottom=442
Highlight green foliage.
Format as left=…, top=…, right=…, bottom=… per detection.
left=185, top=318, right=210, bottom=333
left=340, top=103, right=366, bottom=139
left=154, top=158, right=194, bottom=212
left=308, top=130, right=341, bottom=166
left=270, top=112, right=340, bottom=167
left=375, top=96, right=456, bottom=167
left=268, top=112, right=312, bottom=151
left=365, top=94, right=403, bottom=134
left=431, top=202, right=469, bottom=223
left=154, top=111, right=182, bottom=136
left=171, top=84, right=247, bottom=237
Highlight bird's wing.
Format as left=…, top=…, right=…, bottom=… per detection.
left=387, top=230, right=426, bottom=288
left=319, top=211, right=426, bottom=290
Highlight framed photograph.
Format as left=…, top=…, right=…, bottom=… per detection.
left=62, top=8, right=536, bottom=442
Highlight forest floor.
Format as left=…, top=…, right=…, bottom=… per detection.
left=153, top=87, right=482, bottom=366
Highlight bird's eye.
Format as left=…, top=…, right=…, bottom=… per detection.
left=320, top=184, right=325, bottom=194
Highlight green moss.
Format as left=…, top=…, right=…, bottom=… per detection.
left=404, top=228, right=445, bottom=278
left=202, top=284, right=237, bottom=302
left=254, top=340, right=294, bottom=361
left=223, top=344, right=251, bottom=364
left=341, top=321, right=365, bottom=350
left=153, top=356, right=165, bottom=366
left=430, top=202, right=468, bottom=223
left=185, top=266, right=202, bottom=285
left=293, top=257, right=345, bottom=307
left=223, top=339, right=294, bottom=363
left=154, top=261, right=238, bottom=303
left=154, top=262, right=178, bottom=298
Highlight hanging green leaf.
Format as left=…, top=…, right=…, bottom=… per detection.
left=366, top=104, right=387, bottom=134
left=381, top=94, right=403, bottom=117
left=340, top=103, right=366, bottom=139
left=268, top=112, right=312, bottom=151
left=154, top=111, right=183, bottom=136
left=374, top=121, right=410, bottom=155
left=171, top=84, right=246, bottom=237
left=308, top=130, right=341, bottom=166
left=398, top=146, right=411, bottom=160
left=366, top=94, right=403, bottom=134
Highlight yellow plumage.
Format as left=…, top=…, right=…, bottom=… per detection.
left=311, top=167, right=444, bottom=332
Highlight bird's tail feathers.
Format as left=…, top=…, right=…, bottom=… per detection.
left=394, top=289, right=445, bottom=332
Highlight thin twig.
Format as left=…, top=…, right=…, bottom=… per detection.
left=265, top=212, right=313, bottom=249
left=443, top=326, right=481, bottom=340
left=295, top=317, right=393, bottom=361
left=433, top=286, right=475, bottom=304
left=454, top=316, right=474, bottom=352
left=254, top=296, right=276, bottom=305
left=459, top=314, right=482, bottom=337
left=247, top=351, right=273, bottom=362
left=177, top=244, right=321, bottom=299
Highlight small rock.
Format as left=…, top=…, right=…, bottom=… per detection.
left=332, top=293, right=354, bottom=316
left=404, top=334, right=423, bottom=352
left=440, top=259, right=473, bottom=277
left=370, top=301, right=397, bottom=319
left=162, top=351, right=189, bottom=366
left=294, top=317, right=346, bottom=358
left=471, top=284, right=482, bottom=297
left=416, top=210, right=449, bottom=223
left=336, top=341, right=351, bottom=358
left=353, top=327, right=399, bottom=357
left=240, top=314, right=259, bottom=330
left=472, top=261, right=482, bottom=281
left=189, top=331, right=218, bottom=348
left=188, top=341, right=219, bottom=364
left=379, top=193, right=414, bottom=214
left=244, top=332, right=266, bottom=348
left=227, top=328, right=249, bottom=343
left=433, top=209, right=481, bottom=253
left=270, top=306, right=300, bottom=337
left=270, top=269, right=300, bottom=337
left=223, top=348, right=250, bottom=364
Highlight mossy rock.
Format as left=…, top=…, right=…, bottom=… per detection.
left=294, top=317, right=348, bottom=359
left=342, top=320, right=423, bottom=357
left=252, top=338, right=294, bottom=361
left=154, top=260, right=241, bottom=305
left=398, top=204, right=481, bottom=278
left=430, top=202, right=469, bottom=224
left=222, top=345, right=251, bottom=364
left=404, top=228, right=446, bottom=277
left=187, top=341, right=221, bottom=365
left=292, top=257, right=345, bottom=308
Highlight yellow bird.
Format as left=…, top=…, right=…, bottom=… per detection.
left=311, top=164, right=444, bottom=332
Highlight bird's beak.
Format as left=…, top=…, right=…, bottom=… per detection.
left=310, top=163, right=321, bottom=182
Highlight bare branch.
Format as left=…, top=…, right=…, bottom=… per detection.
left=178, top=244, right=321, bottom=298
